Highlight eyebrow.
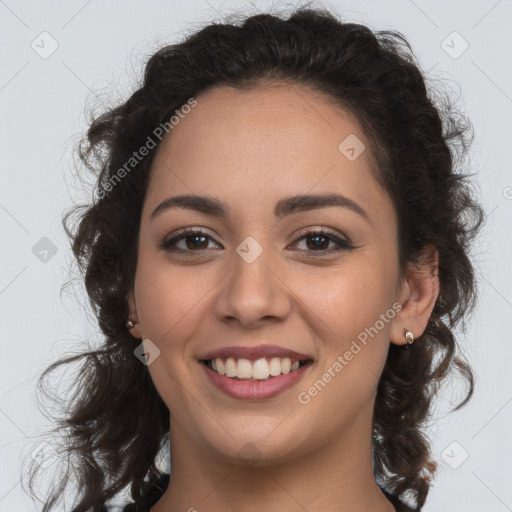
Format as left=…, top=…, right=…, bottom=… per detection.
left=150, top=193, right=370, bottom=223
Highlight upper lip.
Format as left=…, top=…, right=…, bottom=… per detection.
left=199, top=344, right=313, bottom=361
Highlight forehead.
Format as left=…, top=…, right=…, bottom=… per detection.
left=143, top=82, right=391, bottom=224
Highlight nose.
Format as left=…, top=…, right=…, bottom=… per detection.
left=213, top=245, right=291, bottom=329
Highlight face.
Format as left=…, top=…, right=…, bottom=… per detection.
left=128, top=82, right=408, bottom=465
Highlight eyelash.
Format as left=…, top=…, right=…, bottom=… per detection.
left=159, top=227, right=355, bottom=256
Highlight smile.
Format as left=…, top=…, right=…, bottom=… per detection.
left=204, top=356, right=311, bottom=380
left=200, top=357, right=314, bottom=400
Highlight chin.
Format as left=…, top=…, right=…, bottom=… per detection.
left=202, top=423, right=312, bottom=468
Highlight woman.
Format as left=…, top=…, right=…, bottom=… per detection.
left=25, top=4, right=483, bottom=512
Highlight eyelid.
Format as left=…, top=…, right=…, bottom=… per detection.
left=291, top=225, right=353, bottom=245
left=287, top=227, right=355, bottom=256
left=161, top=227, right=222, bottom=249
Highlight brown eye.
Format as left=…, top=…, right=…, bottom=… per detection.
left=160, top=228, right=221, bottom=253
left=290, top=228, right=354, bottom=255
left=305, top=233, right=330, bottom=250
left=183, top=233, right=209, bottom=250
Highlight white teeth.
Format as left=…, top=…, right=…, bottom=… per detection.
left=225, top=357, right=237, bottom=377
left=210, top=356, right=305, bottom=380
left=252, top=358, right=270, bottom=379
left=236, top=358, right=253, bottom=379
left=269, top=357, right=281, bottom=376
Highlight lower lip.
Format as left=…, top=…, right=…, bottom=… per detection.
left=201, top=361, right=312, bottom=400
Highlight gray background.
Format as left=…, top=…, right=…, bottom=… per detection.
left=0, top=0, right=511, bottom=510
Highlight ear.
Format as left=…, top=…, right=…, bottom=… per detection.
left=127, top=288, right=142, bottom=339
left=390, top=244, right=440, bottom=346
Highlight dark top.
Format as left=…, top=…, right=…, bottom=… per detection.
left=103, top=472, right=418, bottom=511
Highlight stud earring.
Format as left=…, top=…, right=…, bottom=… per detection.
left=126, top=319, right=136, bottom=329
left=404, top=328, right=414, bottom=345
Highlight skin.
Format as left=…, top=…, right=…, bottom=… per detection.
left=127, top=82, right=439, bottom=512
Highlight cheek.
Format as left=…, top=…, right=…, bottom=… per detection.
left=134, top=254, right=212, bottom=346
left=133, top=257, right=212, bottom=412
left=294, top=266, right=396, bottom=430
left=304, top=256, right=396, bottom=346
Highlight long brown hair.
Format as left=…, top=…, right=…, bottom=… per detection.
left=24, top=4, right=484, bottom=511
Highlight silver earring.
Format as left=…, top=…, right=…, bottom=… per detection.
left=126, top=319, right=135, bottom=329
left=404, top=328, right=414, bottom=345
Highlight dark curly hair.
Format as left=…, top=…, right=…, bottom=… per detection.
left=24, top=3, right=484, bottom=511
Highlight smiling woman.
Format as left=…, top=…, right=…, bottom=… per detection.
left=24, top=4, right=484, bottom=512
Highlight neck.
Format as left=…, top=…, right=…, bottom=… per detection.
left=151, top=402, right=396, bottom=512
